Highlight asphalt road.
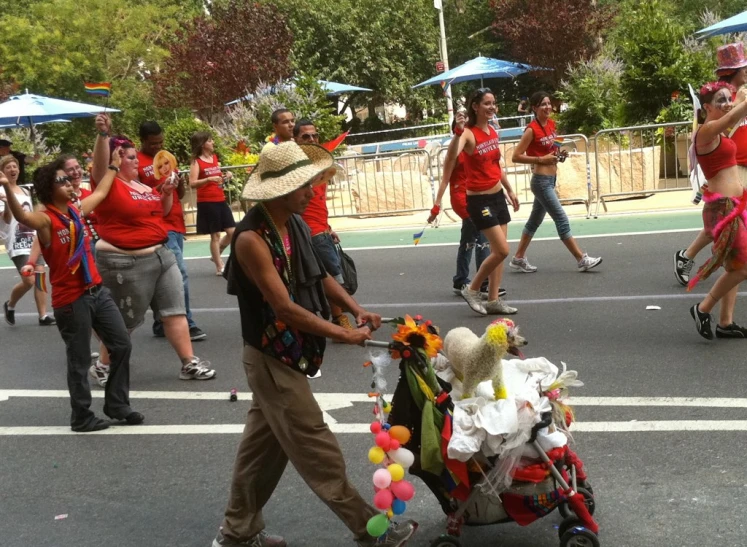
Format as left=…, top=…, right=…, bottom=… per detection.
left=2, top=225, right=747, bottom=547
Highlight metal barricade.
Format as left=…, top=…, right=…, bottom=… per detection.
left=591, top=121, right=691, bottom=217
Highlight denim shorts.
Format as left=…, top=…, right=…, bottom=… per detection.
left=96, top=246, right=185, bottom=330
left=311, top=232, right=343, bottom=284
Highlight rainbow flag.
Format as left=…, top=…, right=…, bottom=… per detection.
left=35, top=271, right=48, bottom=293
left=413, top=226, right=427, bottom=245
left=440, top=81, right=448, bottom=97
left=84, top=82, right=111, bottom=97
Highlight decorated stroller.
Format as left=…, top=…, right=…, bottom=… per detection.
left=362, top=316, right=599, bottom=547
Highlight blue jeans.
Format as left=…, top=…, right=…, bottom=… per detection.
left=453, top=218, right=489, bottom=288
left=152, top=231, right=195, bottom=334
left=522, top=174, right=572, bottom=240
left=311, top=232, right=344, bottom=284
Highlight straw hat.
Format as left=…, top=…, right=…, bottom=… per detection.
left=716, top=42, right=747, bottom=74
left=242, top=142, right=336, bottom=201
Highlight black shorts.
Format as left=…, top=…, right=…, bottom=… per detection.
left=466, top=190, right=511, bottom=230
left=196, top=201, right=236, bottom=235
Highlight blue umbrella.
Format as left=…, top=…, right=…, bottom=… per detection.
left=697, top=10, right=747, bottom=37
left=0, top=92, right=120, bottom=127
left=226, top=79, right=372, bottom=106
left=412, top=56, right=550, bottom=89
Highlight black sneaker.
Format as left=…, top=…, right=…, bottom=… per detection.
left=480, top=287, right=507, bottom=299
left=690, top=304, right=713, bottom=340
left=4, top=301, right=15, bottom=326
left=71, top=417, right=110, bottom=433
left=715, top=323, right=747, bottom=338
left=38, top=315, right=56, bottom=326
left=189, top=326, right=207, bottom=341
left=674, top=250, right=694, bottom=286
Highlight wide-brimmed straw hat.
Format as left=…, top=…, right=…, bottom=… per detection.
left=242, top=142, right=336, bottom=201
left=716, top=42, right=747, bottom=74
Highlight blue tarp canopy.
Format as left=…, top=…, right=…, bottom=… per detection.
left=412, top=56, right=550, bottom=89
left=0, top=93, right=119, bottom=127
left=697, top=10, right=747, bottom=37
left=226, top=80, right=372, bottom=106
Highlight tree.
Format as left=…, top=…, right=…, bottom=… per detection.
left=489, top=0, right=611, bottom=85
left=154, top=0, right=293, bottom=121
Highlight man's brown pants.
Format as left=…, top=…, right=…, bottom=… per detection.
left=220, top=344, right=377, bottom=542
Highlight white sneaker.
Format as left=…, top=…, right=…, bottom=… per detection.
left=485, top=299, right=518, bottom=315
left=89, top=361, right=110, bottom=388
left=510, top=256, right=538, bottom=273
left=461, top=287, right=486, bottom=315
left=577, top=254, right=602, bottom=272
left=180, top=357, right=216, bottom=380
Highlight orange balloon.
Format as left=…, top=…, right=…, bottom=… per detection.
left=388, top=425, right=411, bottom=445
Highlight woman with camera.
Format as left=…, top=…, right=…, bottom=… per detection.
left=510, top=91, right=602, bottom=273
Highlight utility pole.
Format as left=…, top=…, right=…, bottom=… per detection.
left=435, top=0, right=454, bottom=126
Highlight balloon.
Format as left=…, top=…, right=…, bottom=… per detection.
left=383, top=423, right=391, bottom=430
left=382, top=401, right=392, bottom=414
left=389, top=439, right=401, bottom=451
left=390, top=480, right=415, bottom=501
left=368, top=446, right=386, bottom=465
left=386, top=509, right=394, bottom=519
left=387, top=463, right=405, bottom=482
left=375, top=431, right=391, bottom=451
left=366, top=514, right=389, bottom=538
left=373, top=468, right=392, bottom=489
left=370, top=421, right=382, bottom=434
left=389, top=447, right=415, bottom=468
left=392, top=499, right=406, bottom=515
left=374, top=488, right=394, bottom=510
left=388, top=425, right=411, bottom=445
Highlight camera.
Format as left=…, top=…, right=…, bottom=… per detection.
left=556, top=149, right=569, bottom=163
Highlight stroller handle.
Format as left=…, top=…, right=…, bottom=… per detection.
left=363, top=340, right=391, bottom=348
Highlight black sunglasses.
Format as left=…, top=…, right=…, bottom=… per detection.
left=300, top=133, right=320, bottom=141
left=54, top=175, right=72, bottom=186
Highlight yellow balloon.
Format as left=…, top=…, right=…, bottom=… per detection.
left=388, top=425, right=411, bottom=445
left=388, top=463, right=405, bottom=482
left=368, top=446, right=386, bottom=464
left=386, top=509, right=394, bottom=519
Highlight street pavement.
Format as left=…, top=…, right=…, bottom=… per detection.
left=2, top=215, right=747, bottom=547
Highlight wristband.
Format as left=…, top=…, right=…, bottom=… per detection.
left=430, top=204, right=441, bottom=216
left=107, top=165, right=119, bottom=172
left=454, top=126, right=464, bottom=136
left=98, top=131, right=110, bottom=137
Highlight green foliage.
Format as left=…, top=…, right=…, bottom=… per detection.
left=557, top=56, right=625, bottom=135
left=0, top=127, right=61, bottom=180
left=162, top=117, right=227, bottom=167
left=611, top=0, right=716, bottom=124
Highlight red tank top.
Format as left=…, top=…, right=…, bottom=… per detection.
left=300, top=184, right=330, bottom=236
left=696, top=132, right=738, bottom=181
left=41, top=207, right=102, bottom=308
left=449, top=151, right=469, bottom=219
left=195, top=155, right=226, bottom=202
left=138, top=151, right=186, bottom=234
left=525, top=119, right=557, bottom=157
left=731, top=123, right=747, bottom=167
left=464, top=125, right=502, bottom=192
left=95, top=178, right=168, bottom=249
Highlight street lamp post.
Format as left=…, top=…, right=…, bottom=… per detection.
left=435, top=0, right=454, bottom=126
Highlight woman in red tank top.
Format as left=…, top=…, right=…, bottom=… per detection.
left=686, top=81, right=747, bottom=340
left=510, top=91, right=602, bottom=273
left=189, top=131, right=236, bottom=275
left=433, top=88, right=520, bottom=316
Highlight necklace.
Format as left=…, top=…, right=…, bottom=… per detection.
left=259, top=203, right=295, bottom=292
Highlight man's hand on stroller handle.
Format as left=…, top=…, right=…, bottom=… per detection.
left=356, top=310, right=382, bottom=331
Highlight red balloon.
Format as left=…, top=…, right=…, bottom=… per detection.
left=370, top=422, right=382, bottom=434
left=375, top=431, right=391, bottom=451
left=374, top=488, right=394, bottom=510
left=390, top=480, right=415, bottom=501
left=389, top=439, right=400, bottom=451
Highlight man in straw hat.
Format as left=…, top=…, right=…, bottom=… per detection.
left=674, top=42, right=747, bottom=287
left=211, top=141, right=417, bottom=547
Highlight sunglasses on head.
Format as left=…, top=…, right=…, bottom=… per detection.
left=54, top=175, right=72, bottom=185
left=300, top=133, right=320, bottom=141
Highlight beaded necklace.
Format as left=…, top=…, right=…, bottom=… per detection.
left=258, top=203, right=295, bottom=292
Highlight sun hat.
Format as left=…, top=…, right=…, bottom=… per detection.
left=242, top=141, right=336, bottom=201
left=715, top=43, right=747, bottom=74
left=0, top=138, right=11, bottom=147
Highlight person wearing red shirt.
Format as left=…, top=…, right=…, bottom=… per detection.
left=675, top=42, right=747, bottom=286
left=510, top=91, right=602, bottom=273
left=295, top=120, right=355, bottom=352
left=0, top=152, right=144, bottom=432
left=189, top=132, right=235, bottom=275
left=137, top=121, right=206, bottom=342
left=61, top=154, right=99, bottom=254
left=432, top=88, right=520, bottom=316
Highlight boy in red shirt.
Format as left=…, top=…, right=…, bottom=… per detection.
left=0, top=151, right=143, bottom=432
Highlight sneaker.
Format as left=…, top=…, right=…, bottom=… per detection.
left=485, top=299, right=518, bottom=315
left=212, top=529, right=286, bottom=546
left=89, top=361, right=110, bottom=388
left=4, top=301, right=15, bottom=326
left=307, top=369, right=322, bottom=379
left=189, top=326, right=208, bottom=341
left=38, top=315, right=56, bottom=326
left=453, top=284, right=467, bottom=296
left=71, top=417, right=110, bottom=433
left=674, top=249, right=694, bottom=286
left=480, top=287, right=507, bottom=299
left=510, top=256, right=538, bottom=273
left=333, top=314, right=354, bottom=330
left=180, top=357, right=217, bottom=380
left=461, top=287, right=486, bottom=315
left=715, top=323, right=747, bottom=338
left=357, top=520, right=418, bottom=547
left=577, top=254, right=602, bottom=272
left=690, top=304, right=714, bottom=340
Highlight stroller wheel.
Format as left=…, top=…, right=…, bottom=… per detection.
left=558, top=487, right=595, bottom=518
left=558, top=517, right=584, bottom=539
left=430, top=535, right=462, bottom=547
left=578, top=478, right=594, bottom=495
left=559, top=527, right=600, bottom=547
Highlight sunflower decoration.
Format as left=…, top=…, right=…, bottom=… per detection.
left=390, top=315, right=442, bottom=359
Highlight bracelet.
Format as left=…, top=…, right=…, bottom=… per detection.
left=430, top=204, right=441, bottom=216
left=107, top=165, right=119, bottom=172
left=98, top=131, right=110, bottom=137
left=454, top=126, right=464, bottom=136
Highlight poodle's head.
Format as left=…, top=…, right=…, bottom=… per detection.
left=488, top=318, right=527, bottom=357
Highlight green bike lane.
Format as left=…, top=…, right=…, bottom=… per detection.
left=0, top=210, right=702, bottom=267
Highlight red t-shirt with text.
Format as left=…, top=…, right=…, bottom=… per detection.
left=464, top=125, right=502, bottom=192
left=195, top=155, right=226, bottom=203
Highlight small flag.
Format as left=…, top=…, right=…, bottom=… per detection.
left=35, top=271, right=48, bottom=293
left=413, top=225, right=427, bottom=245
left=440, top=81, right=448, bottom=97
left=84, top=82, right=111, bottom=97
left=321, top=131, right=350, bottom=152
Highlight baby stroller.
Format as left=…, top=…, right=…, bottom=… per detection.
left=365, top=317, right=599, bottom=547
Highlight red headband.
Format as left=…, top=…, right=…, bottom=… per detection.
left=699, top=81, right=736, bottom=97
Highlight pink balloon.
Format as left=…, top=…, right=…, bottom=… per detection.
left=373, top=468, right=392, bottom=489
left=390, top=480, right=415, bottom=501
left=370, top=422, right=382, bottom=434
left=389, top=439, right=400, bottom=451
left=375, top=431, right=391, bottom=451
left=373, top=488, right=394, bottom=510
